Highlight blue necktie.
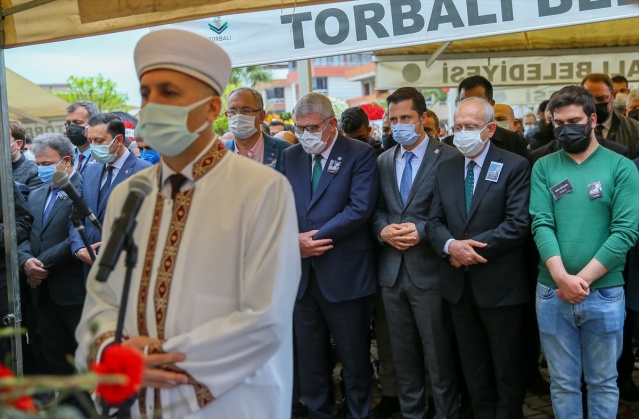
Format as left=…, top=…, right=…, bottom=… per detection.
left=99, top=165, right=114, bottom=205
left=42, top=188, right=60, bottom=226
left=400, top=151, right=415, bottom=206
left=311, top=155, right=323, bottom=194
left=465, top=161, right=476, bottom=214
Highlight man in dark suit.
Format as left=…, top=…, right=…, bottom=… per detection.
left=427, top=97, right=531, bottom=419
left=65, top=100, right=99, bottom=175
left=443, top=75, right=529, bottom=161
left=282, top=92, right=379, bottom=419
left=223, top=87, right=291, bottom=172
left=18, top=133, right=85, bottom=376
left=582, top=73, right=639, bottom=158
left=372, top=87, right=460, bottom=418
left=69, top=113, right=152, bottom=277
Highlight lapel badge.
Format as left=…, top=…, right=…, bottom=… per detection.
left=125, top=169, right=129, bottom=175
left=434, top=149, right=440, bottom=154
left=327, top=159, right=341, bottom=174
left=57, top=191, right=68, bottom=201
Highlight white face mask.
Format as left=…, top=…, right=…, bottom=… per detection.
left=137, top=96, right=212, bottom=157
left=91, top=136, right=118, bottom=164
left=495, top=120, right=512, bottom=131
left=453, top=125, right=488, bottom=157
left=299, top=130, right=327, bottom=155
left=228, top=114, right=258, bottom=140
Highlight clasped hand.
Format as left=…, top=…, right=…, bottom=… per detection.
left=380, top=223, right=420, bottom=251
left=299, top=230, right=333, bottom=258
left=448, top=239, right=488, bottom=268
left=122, top=336, right=189, bottom=388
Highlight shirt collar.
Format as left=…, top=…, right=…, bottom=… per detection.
left=314, top=130, right=339, bottom=161
left=234, top=133, right=264, bottom=157
left=399, top=135, right=429, bottom=161
left=109, top=148, right=130, bottom=170
left=464, top=141, right=491, bottom=169
left=159, top=138, right=217, bottom=187
left=601, top=111, right=613, bottom=130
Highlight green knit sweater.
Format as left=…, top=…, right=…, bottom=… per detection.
left=530, top=146, right=639, bottom=289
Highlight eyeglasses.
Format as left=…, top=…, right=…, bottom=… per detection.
left=225, top=108, right=262, bottom=117
left=451, top=123, right=490, bottom=133
left=294, top=117, right=331, bottom=135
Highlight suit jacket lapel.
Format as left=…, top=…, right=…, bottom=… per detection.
left=454, top=158, right=467, bottom=222
left=299, top=151, right=312, bottom=211
left=308, top=136, right=345, bottom=210
left=404, top=139, right=441, bottom=208
left=99, top=154, right=135, bottom=216
left=42, top=193, right=66, bottom=232
left=466, top=146, right=499, bottom=223
left=32, top=188, right=48, bottom=232
left=382, top=147, right=402, bottom=209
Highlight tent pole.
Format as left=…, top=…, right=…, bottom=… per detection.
left=298, top=59, right=313, bottom=96
left=0, top=47, right=24, bottom=376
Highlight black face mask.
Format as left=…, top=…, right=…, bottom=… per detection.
left=628, top=109, right=639, bottom=122
left=381, top=134, right=395, bottom=150
left=595, top=102, right=611, bottom=124
left=65, top=124, right=89, bottom=147
left=555, top=124, right=592, bottom=154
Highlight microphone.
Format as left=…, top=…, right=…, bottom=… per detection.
left=95, top=177, right=153, bottom=283
left=52, top=171, right=102, bottom=231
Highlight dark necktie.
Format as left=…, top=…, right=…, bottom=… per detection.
left=311, top=155, right=323, bottom=194
left=42, top=188, right=60, bottom=226
left=99, top=166, right=114, bottom=205
left=169, top=174, right=187, bottom=200
left=399, top=151, right=415, bottom=206
left=76, top=154, right=84, bottom=172
left=465, top=161, right=476, bottom=214
left=596, top=125, right=605, bottom=138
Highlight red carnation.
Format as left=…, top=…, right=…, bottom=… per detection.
left=92, top=344, right=144, bottom=405
left=359, top=103, right=385, bottom=121
left=0, top=365, right=37, bottom=413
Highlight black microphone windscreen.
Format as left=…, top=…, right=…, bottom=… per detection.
left=129, top=177, right=153, bottom=197
left=51, top=170, right=71, bottom=188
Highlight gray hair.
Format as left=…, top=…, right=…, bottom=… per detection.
left=627, top=89, right=639, bottom=107
left=66, top=100, right=100, bottom=118
left=293, top=93, right=335, bottom=120
left=228, top=87, right=264, bottom=110
left=455, top=97, right=495, bottom=124
left=31, top=133, right=75, bottom=160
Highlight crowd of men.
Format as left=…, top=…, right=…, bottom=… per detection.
left=2, top=26, right=639, bottom=418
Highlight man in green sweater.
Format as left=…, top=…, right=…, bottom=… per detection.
left=530, top=85, right=639, bottom=418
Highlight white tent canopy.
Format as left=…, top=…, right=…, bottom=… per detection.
left=6, top=68, right=69, bottom=122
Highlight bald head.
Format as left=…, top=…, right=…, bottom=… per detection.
left=494, top=104, right=521, bottom=133
left=275, top=130, right=297, bottom=144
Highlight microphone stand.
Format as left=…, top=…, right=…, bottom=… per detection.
left=71, top=207, right=95, bottom=262
left=100, top=225, right=139, bottom=419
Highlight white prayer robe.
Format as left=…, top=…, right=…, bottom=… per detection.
left=75, top=147, right=301, bottom=418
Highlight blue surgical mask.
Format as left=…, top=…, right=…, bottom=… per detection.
left=37, top=159, right=64, bottom=185
left=391, top=122, right=422, bottom=146
left=136, top=96, right=212, bottom=157
left=140, top=149, right=161, bottom=165
left=91, top=136, right=118, bottom=164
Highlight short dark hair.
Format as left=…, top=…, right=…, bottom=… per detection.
left=340, top=107, right=369, bottom=134
left=66, top=100, right=99, bottom=119
left=9, top=119, right=26, bottom=142
left=547, top=86, right=596, bottom=119
left=425, top=110, right=439, bottom=128
left=269, top=120, right=285, bottom=128
left=581, top=73, right=614, bottom=94
left=458, top=75, right=493, bottom=101
left=612, top=75, right=628, bottom=86
left=88, top=112, right=125, bottom=139
left=538, top=100, right=549, bottom=115
left=386, top=87, right=427, bottom=117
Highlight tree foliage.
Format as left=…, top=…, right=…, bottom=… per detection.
left=53, top=74, right=131, bottom=112
left=230, top=66, right=273, bottom=87
left=212, top=83, right=238, bottom=136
